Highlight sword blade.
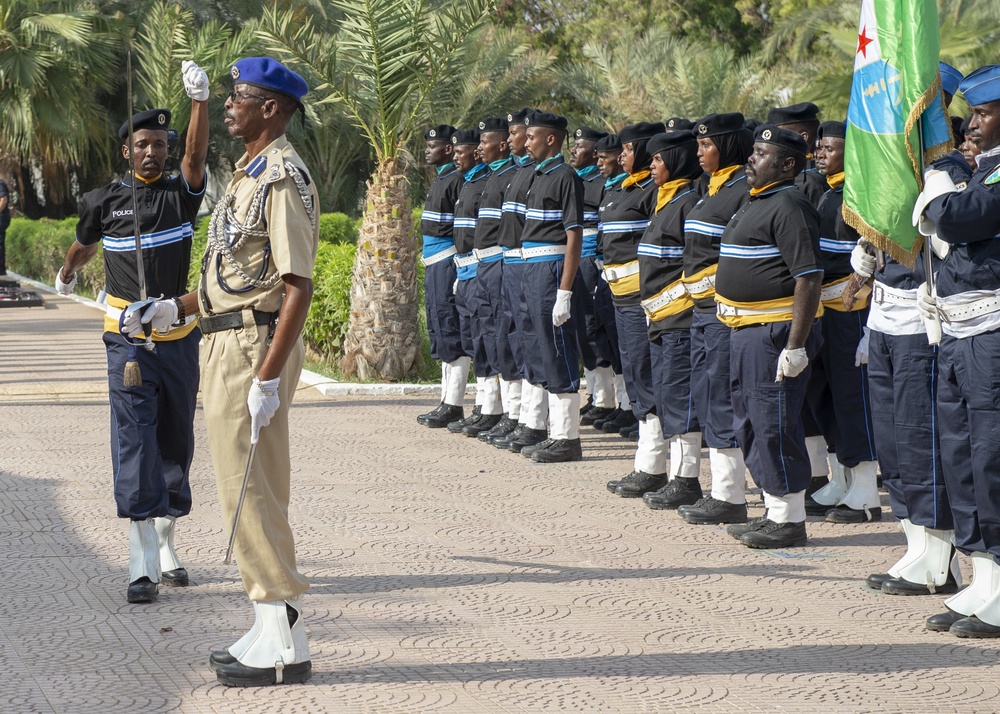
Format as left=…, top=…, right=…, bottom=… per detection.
left=223, top=440, right=258, bottom=564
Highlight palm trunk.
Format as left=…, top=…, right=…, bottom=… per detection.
left=340, top=157, right=419, bottom=381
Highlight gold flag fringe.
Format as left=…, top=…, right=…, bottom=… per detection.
left=842, top=204, right=922, bottom=269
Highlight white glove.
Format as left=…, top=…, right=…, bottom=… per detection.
left=182, top=60, right=210, bottom=102
left=775, top=347, right=808, bottom=382
left=552, top=289, right=572, bottom=326
left=55, top=267, right=77, bottom=295
left=916, top=281, right=939, bottom=322
left=248, top=376, right=280, bottom=444
left=850, top=242, right=876, bottom=279
left=141, top=298, right=179, bottom=333
left=855, top=327, right=870, bottom=367
left=912, top=168, right=959, bottom=236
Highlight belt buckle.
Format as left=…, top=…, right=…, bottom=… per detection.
left=717, top=303, right=736, bottom=317
left=606, top=269, right=618, bottom=282
left=873, top=284, right=884, bottom=305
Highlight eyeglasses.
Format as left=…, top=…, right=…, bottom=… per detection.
left=228, top=89, right=269, bottom=104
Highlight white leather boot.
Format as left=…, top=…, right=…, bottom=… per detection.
left=215, top=598, right=313, bottom=686
left=153, top=515, right=188, bottom=585
left=883, top=527, right=958, bottom=593
left=827, top=460, right=881, bottom=521
left=947, top=552, right=999, bottom=617
left=811, top=456, right=851, bottom=507
left=127, top=518, right=160, bottom=603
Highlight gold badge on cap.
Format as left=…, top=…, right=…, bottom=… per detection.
left=698, top=124, right=707, bottom=134
left=762, top=129, right=773, bottom=140
left=158, top=113, right=166, bottom=126
left=231, top=66, right=240, bottom=79
left=479, top=121, right=486, bottom=130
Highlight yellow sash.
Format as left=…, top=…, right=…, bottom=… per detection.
left=714, top=293, right=824, bottom=329
left=603, top=260, right=640, bottom=296
left=679, top=263, right=718, bottom=300
left=643, top=279, right=694, bottom=322
left=822, top=274, right=871, bottom=312
left=104, top=294, right=198, bottom=341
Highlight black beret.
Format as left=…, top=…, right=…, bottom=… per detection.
left=664, top=117, right=694, bottom=132
left=647, top=131, right=697, bottom=157
left=619, top=121, right=666, bottom=145
left=817, top=120, right=846, bottom=140
left=743, top=118, right=762, bottom=132
left=424, top=124, right=457, bottom=141
left=451, top=129, right=480, bottom=146
left=693, top=113, right=746, bottom=138
left=767, top=102, right=820, bottom=126
left=506, top=108, right=534, bottom=125
left=959, top=115, right=972, bottom=136
left=478, top=117, right=509, bottom=134
left=118, top=108, right=170, bottom=140
left=525, top=111, right=568, bottom=131
left=753, top=124, right=809, bottom=156
left=574, top=126, right=607, bottom=142
left=595, top=134, right=622, bottom=153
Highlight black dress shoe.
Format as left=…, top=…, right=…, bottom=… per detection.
left=580, top=396, right=594, bottom=416
left=804, top=496, right=835, bottom=517
left=927, top=608, right=966, bottom=632
left=127, top=577, right=158, bottom=604
left=209, top=650, right=236, bottom=671
left=865, top=572, right=893, bottom=591
left=950, top=615, right=1000, bottom=639
left=643, top=477, right=703, bottom=510
left=215, top=658, right=313, bottom=687
left=478, top=415, right=517, bottom=442
left=726, top=516, right=770, bottom=540
left=602, top=409, right=637, bottom=434
left=447, top=406, right=481, bottom=433
left=740, top=520, right=807, bottom=549
left=532, top=438, right=583, bottom=463
left=463, top=413, right=502, bottom=437
left=614, top=471, right=667, bottom=498
left=680, top=497, right=748, bottom=525
left=508, top=427, right=548, bottom=453
left=826, top=505, right=882, bottom=523
left=161, top=568, right=189, bottom=587
left=592, top=407, right=622, bottom=431
left=493, top=423, right=525, bottom=449
left=582, top=406, right=616, bottom=426
left=621, top=424, right=639, bottom=440
left=423, top=404, right=464, bottom=429
left=522, top=438, right=555, bottom=458
left=881, top=570, right=959, bottom=596
left=416, top=402, right=446, bottom=425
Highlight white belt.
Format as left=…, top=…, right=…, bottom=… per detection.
left=871, top=282, right=917, bottom=305
left=453, top=253, right=478, bottom=268
left=521, top=244, right=567, bottom=259
left=683, top=274, right=715, bottom=295
left=106, top=305, right=197, bottom=329
left=820, top=281, right=848, bottom=302
left=582, top=228, right=598, bottom=238
left=938, top=293, right=1000, bottom=322
left=473, top=246, right=503, bottom=262
left=421, top=245, right=457, bottom=266
left=641, top=282, right=688, bottom=315
left=602, top=262, right=640, bottom=283
left=717, top=302, right=790, bottom=318
left=503, top=248, right=522, bottom=260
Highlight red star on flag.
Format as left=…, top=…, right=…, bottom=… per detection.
left=857, top=26, right=873, bottom=57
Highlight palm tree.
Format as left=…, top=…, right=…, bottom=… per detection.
left=258, top=0, right=494, bottom=380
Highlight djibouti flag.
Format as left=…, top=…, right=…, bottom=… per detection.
left=843, top=0, right=953, bottom=267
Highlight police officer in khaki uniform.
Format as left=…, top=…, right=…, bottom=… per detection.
left=125, top=56, right=318, bottom=687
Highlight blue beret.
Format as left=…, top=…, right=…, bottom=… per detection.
left=940, top=62, right=963, bottom=97
left=230, top=57, right=308, bottom=103
left=959, top=65, right=1000, bottom=106
left=118, top=108, right=170, bottom=140
left=619, top=122, right=666, bottom=145
left=753, top=124, right=809, bottom=156
left=595, top=134, right=622, bottom=153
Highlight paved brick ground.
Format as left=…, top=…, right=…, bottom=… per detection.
left=2, top=293, right=999, bottom=713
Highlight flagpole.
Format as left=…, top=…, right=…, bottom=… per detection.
left=917, top=119, right=943, bottom=346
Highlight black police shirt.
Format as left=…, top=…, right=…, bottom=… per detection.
left=816, top=183, right=859, bottom=283
left=421, top=164, right=462, bottom=239
left=453, top=164, right=491, bottom=255
left=599, top=174, right=656, bottom=305
left=796, top=167, right=828, bottom=208
left=638, top=182, right=700, bottom=335
left=715, top=180, right=822, bottom=304
left=580, top=169, right=604, bottom=231
left=499, top=157, right=536, bottom=250
left=76, top=174, right=204, bottom=302
left=520, top=155, right=584, bottom=246
left=474, top=158, right=518, bottom=251
left=682, top=166, right=750, bottom=312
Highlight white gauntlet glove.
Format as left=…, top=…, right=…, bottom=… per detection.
left=850, top=242, right=876, bottom=279
left=142, top=299, right=179, bottom=333
left=182, top=60, right=210, bottom=102
left=552, top=289, right=572, bottom=326
left=855, top=327, right=870, bottom=367
left=775, top=348, right=808, bottom=382
left=248, top=376, right=281, bottom=444
left=55, top=267, right=77, bottom=295
left=916, top=282, right=939, bottom=322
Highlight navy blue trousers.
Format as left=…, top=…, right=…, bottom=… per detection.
left=614, top=303, right=655, bottom=419
left=651, top=327, right=700, bottom=438
left=424, top=260, right=465, bottom=363
left=474, top=259, right=505, bottom=378
left=805, top=309, right=877, bottom=468
left=730, top=321, right=822, bottom=496
left=592, top=267, right=623, bottom=374
left=577, top=257, right=615, bottom=371
left=453, top=277, right=477, bottom=361
left=938, top=333, right=995, bottom=555
left=690, top=310, right=738, bottom=449
left=868, top=330, right=953, bottom=531
left=521, top=260, right=585, bottom=393
left=499, top=261, right=525, bottom=381
left=105, top=330, right=199, bottom=520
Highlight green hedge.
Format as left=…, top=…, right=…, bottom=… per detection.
left=7, top=212, right=437, bottom=380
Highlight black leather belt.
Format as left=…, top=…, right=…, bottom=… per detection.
left=200, top=309, right=278, bottom=335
